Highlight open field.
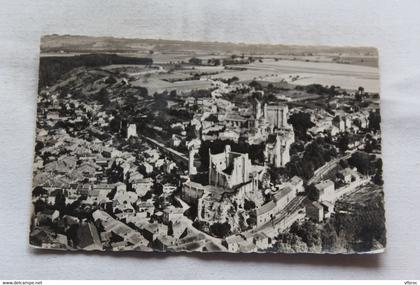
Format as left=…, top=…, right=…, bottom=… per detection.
left=131, top=76, right=213, bottom=94
left=211, top=58, right=379, bottom=92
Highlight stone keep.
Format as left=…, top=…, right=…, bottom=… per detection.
left=265, top=131, right=294, bottom=168
left=187, top=139, right=201, bottom=175
left=127, top=124, right=137, bottom=139
left=208, top=145, right=252, bottom=189
left=264, top=103, right=289, bottom=129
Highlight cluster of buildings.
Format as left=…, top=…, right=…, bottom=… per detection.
left=305, top=102, right=371, bottom=137
left=31, top=62, right=379, bottom=253
left=180, top=92, right=302, bottom=239
left=31, top=86, right=184, bottom=250
left=186, top=93, right=296, bottom=171
left=305, top=167, right=365, bottom=223
left=176, top=80, right=377, bottom=251
left=183, top=145, right=265, bottom=231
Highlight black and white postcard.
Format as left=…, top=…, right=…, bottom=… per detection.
left=30, top=35, right=385, bottom=254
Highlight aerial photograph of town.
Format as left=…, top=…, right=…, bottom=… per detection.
left=30, top=35, right=385, bottom=254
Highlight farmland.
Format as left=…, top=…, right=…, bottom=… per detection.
left=211, top=59, right=379, bottom=92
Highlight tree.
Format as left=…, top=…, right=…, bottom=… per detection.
left=33, top=199, right=48, bottom=213
left=169, top=90, right=177, bottom=98
left=66, top=224, right=80, bottom=247
left=288, top=112, right=315, bottom=141
left=167, top=221, right=174, bottom=236
left=355, top=86, right=365, bottom=101
left=32, top=186, right=48, bottom=197
left=109, top=117, right=121, bottom=134
left=35, top=141, right=44, bottom=153
left=286, top=158, right=315, bottom=180
left=290, top=220, right=321, bottom=248
left=246, top=216, right=257, bottom=228
left=321, top=221, right=338, bottom=252
left=372, top=169, right=384, bottom=186
left=153, top=93, right=169, bottom=109
left=348, top=151, right=374, bottom=175
left=230, top=76, right=239, bottom=82
left=105, top=76, right=117, bottom=84
left=353, top=118, right=362, bottom=129
left=209, top=222, right=231, bottom=238
left=153, top=182, right=163, bottom=196
left=368, top=110, right=381, bottom=132
left=107, top=188, right=117, bottom=200
left=141, top=191, right=152, bottom=201
left=339, top=159, right=349, bottom=169
left=208, top=58, right=221, bottom=66
left=249, top=80, right=262, bottom=91
left=329, top=85, right=337, bottom=95
left=306, top=84, right=327, bottom=94
left=54, top=190, right=66, bottom=210
left=306, top=184, right=320, bottom=201
left=189, top=57, right=202, bottom=65
left=290, top=221, right=301, bottom=237
left=365, top=136, right=380, bottom=153
left=337, top=133, right=350, bottom=153
left=244, top=200, right=256, bottom=211
left=95, top=87, right=111, bottom=106
left=108, top=161, right=124, bottom=183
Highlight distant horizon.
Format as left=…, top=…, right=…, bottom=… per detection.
left=41, top=34, right=379, bottom=58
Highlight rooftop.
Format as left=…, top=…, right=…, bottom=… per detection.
left=310, top=201, right=324, bottom=210
left=225, top=235, right=244, bottom=244
left=254, top=232, right=269, bottom=240
left=315, top=179, right=334, bottom=191
left=256, top=200, right=276, bottom=216
left=224, top=113, right=247, bottom=122
left=339, top=167, right=356, bottom=177
left=290, top=176, right=303, bottom=185
left=273, top=186, right=293, bottom=201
